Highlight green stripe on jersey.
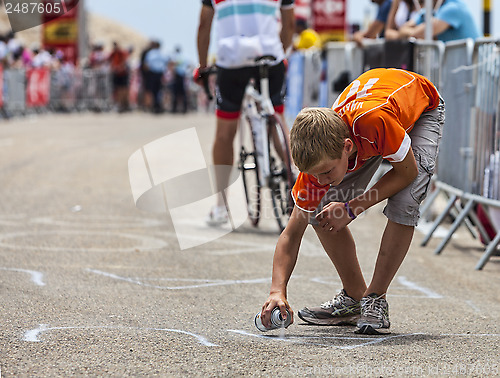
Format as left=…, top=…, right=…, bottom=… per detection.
left=218, top=3, right=276, bottom=19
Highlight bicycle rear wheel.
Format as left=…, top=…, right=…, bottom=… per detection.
left=266, top=114, right=294, bottom=231
left=239, top=114, right=262, bottom=226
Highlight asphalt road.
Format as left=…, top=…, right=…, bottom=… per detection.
left=0, top=112, right=499, bottom=377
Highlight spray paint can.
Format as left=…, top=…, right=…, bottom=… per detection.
left=254, top=307, right=291, bottom=332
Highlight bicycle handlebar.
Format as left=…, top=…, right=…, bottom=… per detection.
left=197, top=66, right=217, bottom=101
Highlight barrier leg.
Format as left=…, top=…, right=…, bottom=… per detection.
left=475, top=232, right=500, bottom=270
left=421, top=194, right=457, bottom=247
left=420, top=185, right=441, bottom=220
left=453, top=200, right=478, bottom=239
left=467, top=208, right=491, bottom=245
left=434, top=198, right=475, bottom=255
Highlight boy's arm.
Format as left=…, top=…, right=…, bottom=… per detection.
left=316, top=149, right=418, bottom=232
left=350, top=148, right=418, bottom=215
left=260, top=206, right=309, bottom=328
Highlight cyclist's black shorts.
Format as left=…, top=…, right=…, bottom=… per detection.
left=215, top=61, right=286, bottom=120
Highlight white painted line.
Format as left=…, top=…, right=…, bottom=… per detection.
left=30, top=216, right=165, bottom=229
left=227, top=329, right=425, bottom=349
left=229, top=330, right=500, bottom=349
left=24, top=324, right=218, bottom=346
left=0, top=267, right=46, bottom=286
left=87, top=269, right=271, bottom=290
left=416, top=220, right=452, bottom=238
left=465, top=300, right=482, bottom=313
left=397, top=276, right=443, bottom=299
left=0, top=231, right=167, bottom=252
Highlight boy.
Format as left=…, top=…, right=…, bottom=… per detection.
left=260, top=68, right=445, bottom=334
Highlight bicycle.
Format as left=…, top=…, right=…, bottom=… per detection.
left=199, top=56, right=294, bottom=231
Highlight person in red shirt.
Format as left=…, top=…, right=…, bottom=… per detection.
left=108, top=41, right=130, bottom=112
left=260, top=68, right=445, bottom=335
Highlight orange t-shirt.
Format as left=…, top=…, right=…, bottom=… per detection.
left=292, top=68, right=440, bottom=212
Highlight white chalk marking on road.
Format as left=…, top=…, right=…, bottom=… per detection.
left=163, top=231, right=277, bottom=255
left=416, top=220, right=452, bottom=238
left=0, top=138, right=14, bottom=146
left=0, top=267, right=46, bottom=286
left=87, top=268, right=271, bottom=290
left=24, top=324, right=218, bottom=346
left=465, top=300, right=481, bottom=313
left=30, top=216, right=165, bottom=229
left=229, top=330, right=500, bottom=349
left=441, top=333, right=500, bottom=337
left=227, top=330, right=425, bottom=349
left=309, top=276, right=443, bottom=299
left=397, top=276, right=443, bottom=299
left=0, top=231, right=167, bottom=252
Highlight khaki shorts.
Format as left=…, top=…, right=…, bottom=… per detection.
left=310, top=97, right=445, bottom=227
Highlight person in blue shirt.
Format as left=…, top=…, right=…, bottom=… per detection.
left=353, top=0, right=393, bottom=47
left=398, top=0, right=480, bottom=42
left=144, top=40, right=167, bottom=113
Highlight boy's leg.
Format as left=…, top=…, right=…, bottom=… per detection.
left=297, top=157, right=382, bottom=326
left=365, top=220, right=414, bottom=296
left=313, top=225, right=366, bottom=300
left=296, top=226, right=365, bottom=325
left=357, top=98, right=445, bottom=334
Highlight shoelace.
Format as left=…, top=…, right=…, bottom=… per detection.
left=320, top=292, right=346, bottom=309
left=362, top=295, right=386, bottom=319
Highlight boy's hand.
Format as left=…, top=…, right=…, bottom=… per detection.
left=261, top=292, right=294, bottom=329
left=316, top=201, right=352, bottom=232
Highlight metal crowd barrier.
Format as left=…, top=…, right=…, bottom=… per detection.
left=0, top=67, right=113, bottom=117
left=436, top=39, right=475, bottom=193
left=412, top=39, right=445, bottom=88
left=324, top=41, right=363, bottom=107
left=3, top=69, right=26, bottom=116
left=420, top=38, right=500, bottom=270
left=75, top=69, right=113, bottom=112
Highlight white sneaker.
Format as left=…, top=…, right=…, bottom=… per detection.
left=205, top=205, right=229, bottom=226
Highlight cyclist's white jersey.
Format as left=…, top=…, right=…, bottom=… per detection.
left=202, top=0, right=294, bottom=69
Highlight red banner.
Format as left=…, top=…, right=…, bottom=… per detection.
left=312, top=0, right=346, bottom=36
left=26, top=68, right=51, bottom=107
left=42, top=0, right=80, bottom=64
left=294, top=0, right=311, bottom=21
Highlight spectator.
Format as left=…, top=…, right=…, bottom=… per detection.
left=170, top=45, right=188, bottom=114
left=31, top=45, right=52, bottom=68
left=108, top=41, right=130, bottom=112
left=196, top=0, right=295, bottom=225
left=144, top=40, right=167, bottom=114
left=138, top=40, right=155, bottom=110
left=385, top=0, right=419, bottom=40
left=398, top=0, right=480, bottom=42
left=0, top=35, right=8, bottom=67
left=352, top=0, right=393, bottom=46
left=293, top=18, right=322, bottom=51
left=88, top=42, right=107, bottom=70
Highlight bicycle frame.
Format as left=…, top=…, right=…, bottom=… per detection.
left=241, top=70, right=275, bottom=184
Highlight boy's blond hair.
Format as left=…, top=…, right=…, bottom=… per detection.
left=290, top=107, right=351, bottom=172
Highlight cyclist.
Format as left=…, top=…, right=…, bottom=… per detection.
left=195, top=0, right=295, bottom=226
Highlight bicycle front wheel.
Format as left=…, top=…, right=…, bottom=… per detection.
left=266, top=114, right=294, bottom=232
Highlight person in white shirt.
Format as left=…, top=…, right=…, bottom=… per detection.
left=196, top=0, right=295, bottom=225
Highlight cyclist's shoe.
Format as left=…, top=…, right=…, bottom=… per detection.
left=205, top=205, right=229, bottom=227
left=297, top=289, right=361, bottom=326
left=355, top=293, right=391, bottom=335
